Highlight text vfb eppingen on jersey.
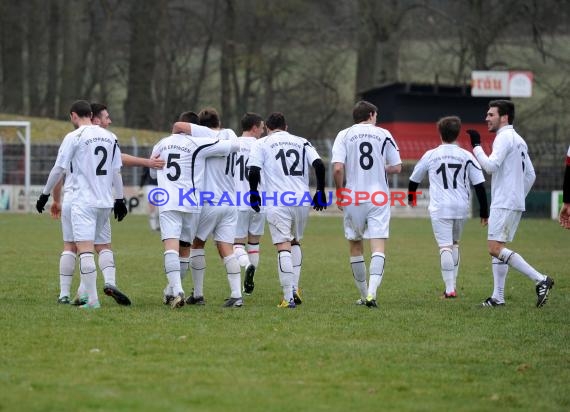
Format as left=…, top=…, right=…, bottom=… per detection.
left=147, top=188, right=423, bottom=207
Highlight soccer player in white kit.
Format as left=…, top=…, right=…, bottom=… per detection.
left=331, top=100, right=402, bottom=308
left=50, top=103, right=164, bottom=306
left=186, top=108, right=244, bottom=308
left=36, top=100, right=127, bottom=309
left=408, top=116, right=489, bottom=298
left=233, top=113, right=266, bottom=295
left=466, top=99, right=554, bottom=308
left=150, top=122, right=239, bottom=309
left=171, top=109, right=244, bottom=307
left=248, top=112, right=327, bottom=308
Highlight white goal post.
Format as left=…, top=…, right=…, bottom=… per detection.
left=0, top=121, right=31, bottom=212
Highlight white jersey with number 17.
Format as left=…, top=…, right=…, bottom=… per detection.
left=410, top=143, right=485, bottom=219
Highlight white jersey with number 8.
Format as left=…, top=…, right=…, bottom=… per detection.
left=331, top=123, right=401, bottom=202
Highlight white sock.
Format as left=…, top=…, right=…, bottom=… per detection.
left=247, top=243, right=260, bottom=268
left=59, top=251, right=76, bottom=298
left=367, top=252, right=385, bottom=299
left=79, top=253, right=98, bottom=304
left=440, top=248, right=455, bottom=294
left=492, top=257, right=508, bottom=303
left=350, top=256, right=368, bottom=299
left=499, top=248, right=546, bottom=283
left=180, top=257, right=190, bottom=282
left=149, top=211, right=160, bottom=231
left=98, top=249, right=116, bottom=286
left=233, top=244, right=250, bottom=268
left=78, top=280, right=86, bottom=297
left=164, top=250, right=183, bottom=296
left=291, top=244, right=302, bottom=291
left=452, top=245, right=460, bottom=288
left=190, top=249, right=206, bottom=297
left=224, top=254, right=242, bottom=298
left=278, top=250, right=294, bottom=302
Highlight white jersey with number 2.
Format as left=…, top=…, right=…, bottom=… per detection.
left=54, top=125, right=122, bottom=208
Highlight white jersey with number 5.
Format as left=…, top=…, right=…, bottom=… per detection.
left=151, top=134, right=235, bottom=212
left=249, top=131, right=320, bottom=200
left=331, top=123, right=401, bottom=202
left=473, top=125, right=535, bottom=211
left=54, top=125, right=122, bottom=208
left=410, top=143, right=485, bottom=219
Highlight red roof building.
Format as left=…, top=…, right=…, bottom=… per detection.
left=360, top=83, right=506, bottom=160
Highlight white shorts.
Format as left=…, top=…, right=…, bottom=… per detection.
left=343, top=202, right=389, bottom=241
left=71, top=204, right=112, bottom=243
left=235, top=209, right=266, bottom=238
left=159, top=210, right=199, bottom=242
left=195, top=205, right=237, bottom=243
left=61, top=201, right=74, bottom=243
left=488, top=208, right=522, bottom=242
left=430, top=217, right=466, bottom=247
left=266, top=206, right=309, bottom=244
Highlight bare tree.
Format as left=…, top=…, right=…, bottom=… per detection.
left=25, top=0, right=46, bottom=116
left=355, top=0, right=421, bottom=93
left=124, top=0, right=164, bottom=129
left=58, top=0, right=91, bottom=117
left=43, top=0, right=61, bottom=118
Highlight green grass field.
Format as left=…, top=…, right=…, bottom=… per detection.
left=0, top=214, right=568, bottom=411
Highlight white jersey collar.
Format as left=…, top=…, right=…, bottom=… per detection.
left=497, top=125, right=514, bottom=133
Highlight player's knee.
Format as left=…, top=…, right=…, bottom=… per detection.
left=487, top=242, right=502, bottom=257
left=192, top=238, right=205, bottom=249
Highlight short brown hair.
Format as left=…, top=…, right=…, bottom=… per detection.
left=69, top=100, right=92, bottom=118
left=489, top=99, right=515, bottom=124
left=198, top=107, right=221, bottom=128
left=352, top=100, right=377, bottom=123
left=241, top=112, right=263, bottom=132
left=437, top=116, right=461, bottom=143
left=265, top=112, right=286, bottom=131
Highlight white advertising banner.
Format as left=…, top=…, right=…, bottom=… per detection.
left=471, top=71, right=533, bottom=98
left=0, top=185, right=148, bottom=214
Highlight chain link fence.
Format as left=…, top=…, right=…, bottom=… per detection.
left=0, top=126, right=570, bottom=217
left=0, top=132, right=566, bottom=191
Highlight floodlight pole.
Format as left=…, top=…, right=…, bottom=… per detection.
left=0, top=121, right=31, bottom=212
left=25, top=124, right=30, bottom=212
